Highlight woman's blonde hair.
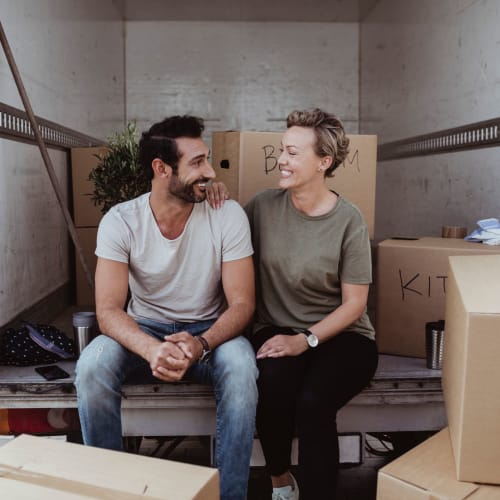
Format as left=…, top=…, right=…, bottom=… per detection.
left=286, top=108, right=350, bottom=177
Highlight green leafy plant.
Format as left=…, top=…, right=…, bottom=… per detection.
left=89, top=122, right=150, bottom=214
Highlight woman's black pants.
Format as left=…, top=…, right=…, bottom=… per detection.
left=252, top=327, right=378, bottom=500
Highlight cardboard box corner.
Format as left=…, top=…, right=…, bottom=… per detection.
left=71, top=146, right=108, bottom=227
left=442, top=254, right=500, bottom=485
left=75, top=227, right=98, bottom=307
left=376, top=428, right=499, bottom=499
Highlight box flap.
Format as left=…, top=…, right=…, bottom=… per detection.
left=379, top=429, right=478, bottom=499
left=448, top=255, right=500, bottom=313
left=378, top=237, right=500, bottom=252
left=0, top=476, right=92, bottom=499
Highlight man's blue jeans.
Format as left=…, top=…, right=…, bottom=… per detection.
left=75, top=318, right=258, bottom=500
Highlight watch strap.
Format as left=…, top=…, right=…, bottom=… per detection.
left=196, top=335, right=211, bottom=362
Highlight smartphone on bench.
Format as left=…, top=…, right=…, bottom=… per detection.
left=35, top=365, right=70, bottom=381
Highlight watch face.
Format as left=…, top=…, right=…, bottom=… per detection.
left=307, top=334, right=319, bottom=348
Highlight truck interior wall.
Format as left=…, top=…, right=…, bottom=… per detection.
left=360, top=0, right=500, bottom=242
left=0, top=0, right=124, bottom=326
left=2, top=0, right=499, bottom=325
left=125, top=21, right=360, bottom=140
left=0, top=140, right=69, bottom=326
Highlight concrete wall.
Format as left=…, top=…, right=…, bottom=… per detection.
left=360, top=0, right=500, bottom=242
left=125, top=21, right=360, bottom=141
left=0, top=0, right=124, bottom=325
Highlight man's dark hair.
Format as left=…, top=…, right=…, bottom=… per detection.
left=138, top=115, right=205, bottom=180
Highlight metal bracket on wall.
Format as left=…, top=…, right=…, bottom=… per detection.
left=0, top=101, right=105, bottom=151
left=378, top=116, right=500, bottom=161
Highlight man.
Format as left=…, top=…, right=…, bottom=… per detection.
left=75, top=115, right=258, bottom=500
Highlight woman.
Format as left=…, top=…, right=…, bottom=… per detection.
left=209, top=108, right=378, bottom=500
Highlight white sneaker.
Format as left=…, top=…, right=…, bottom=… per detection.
left=271, top=473, right=299, bottom=500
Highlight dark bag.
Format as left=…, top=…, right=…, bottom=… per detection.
left=0, top=321, right=75, bottom=366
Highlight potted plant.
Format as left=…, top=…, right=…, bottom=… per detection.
left=89, top=122, right=150, bottom=214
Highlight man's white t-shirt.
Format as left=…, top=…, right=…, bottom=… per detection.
left=96, top=193, right=253, bottom=323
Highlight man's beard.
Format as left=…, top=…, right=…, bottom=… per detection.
left=169, top=174, right=208, bottom=203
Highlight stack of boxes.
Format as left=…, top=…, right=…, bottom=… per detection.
left=70, top=147, right=107, bottom=306
left=377, top=254, right=500, bottom=497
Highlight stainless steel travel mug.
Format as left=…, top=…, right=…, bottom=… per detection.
left=73, top=311, right=97, bottom=357
left=425, top=320, right=445, bottom=370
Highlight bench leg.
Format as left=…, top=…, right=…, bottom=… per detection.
left=123, top=436, right=142, bottom=453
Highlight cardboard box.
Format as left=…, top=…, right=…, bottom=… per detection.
left=442, top=254, right=500, bottom=484
left=376, top=237, right=500, bottom=358
left=212, top=132, right=377, bottom=238
left=75, top=227, right=98, bottom=307
left=71, top=147, right=108, bottom=227
left=0, top=434, right=218, bottom=499
left=377, top=428, right=500, bottom=499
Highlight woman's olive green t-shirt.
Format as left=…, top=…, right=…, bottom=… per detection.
left=245, top=189, right=375, bottom=340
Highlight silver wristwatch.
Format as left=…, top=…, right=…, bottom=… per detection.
left=301, top=329, right=319, bottom=348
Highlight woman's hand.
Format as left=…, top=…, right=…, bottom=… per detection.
left=256, top=333, right=308, bottom=359
left=206, top=181, right=230, bottom=209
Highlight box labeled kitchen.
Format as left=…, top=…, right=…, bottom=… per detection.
left=376, top=237, right=500, bottom=358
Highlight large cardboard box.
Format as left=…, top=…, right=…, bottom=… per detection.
left=376, top=237, right=500, bottom=358
left=75, top=227, right=98, bottom=307
left=377, top=428, right=500, bottom=499
left=71, top=147, right=107, bottom=227
left=0, top=434, right=218, bottom=499
left=212, top=132, right=377, bottom=238
left=442, top=254, right=500, bottom=484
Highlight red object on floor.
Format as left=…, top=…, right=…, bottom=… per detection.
left=0, top=408, right=80, bottom=434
